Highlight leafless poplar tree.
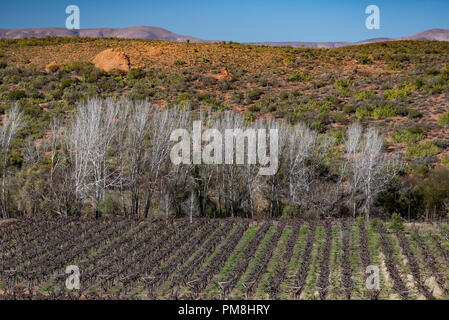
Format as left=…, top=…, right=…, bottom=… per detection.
left=0, top=104, right=23, bottom=218
left=66, top=98, right=120, bottom=217
left=345, top=124, right=402, bottom=220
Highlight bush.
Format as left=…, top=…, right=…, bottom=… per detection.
left=127, top=68, right=146, bottom=80
left=384, top=87, right=411, bottom=100
left=358, top=56, right=372, bottom=65
left=426, top=68, right=440, bottom=76
left=407, top=109, right=422, bottom=119
left=414, top=167, right=449, bottom=218
left=406, top=141, right=441, bottom=158
left=6, top=89, right=27, bottom=101
left=243, top=112, right=256, bottom=123
left=64, top=61, right=94, bottom=73
left=355, top=106, right=372, bottom=119
left=287, top=72, right=312, bottom=82
left=369, top=218, right=379, bottom=229
left=343, top=104, right=356, bottom=114
left=387, top=63, right=403, bottom=71
left=246, top=89, right=263, bottom=101
left=177, top=92, right=191, bottom=101
left=442, top=156, right=449, bottom=167
left=438, top=113, right=449, bottom=127
left=200, top=57, right=211, bottom=64
left=353, top=90, right=374, bottom=101
left=282, top=204, right=297, bottom=218
left=332, top=112, right=347, bottom=124
left=389, top=212, right=404, bottom=230
left=334, top=78, right=354, bottom=90
left=248, top=104, right=261, bottom=112
left=174, top=60, right=186, bottom=66
left=373, top=104, right=397, bottom=119
left=97, top=194, right=121, bottom=216
left=391, top=127, right=426, bottom=144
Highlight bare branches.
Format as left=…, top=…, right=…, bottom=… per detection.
left=0, top=104, right=23, bottom=218
left=345, top=124, right=403, bottom=220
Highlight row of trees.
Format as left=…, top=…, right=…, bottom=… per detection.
left=0, top=97, right=424, bottom=220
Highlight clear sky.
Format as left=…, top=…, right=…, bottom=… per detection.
left=1, top=0, right=449, bottom=42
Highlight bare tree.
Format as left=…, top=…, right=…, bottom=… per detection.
left=142, top=107, right=190, bottom=218
left=345, top=124, right=402, bottom=220
left=287, top=123, right=334, bottom=217
left=345, top=123, right=364, bottom=218
left=66, top=98, right=120, bottom=217
left=124, top=101, right=151, bottom=217
left=0, top=104, right=23, bottom=218
left=261, top=120, right=289, bottom=218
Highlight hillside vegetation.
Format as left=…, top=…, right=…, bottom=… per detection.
left=0, top=38, right=448, bottom=219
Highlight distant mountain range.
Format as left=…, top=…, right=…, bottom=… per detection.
left=248, top=29, right=449, bottom=48
left=1, top=26, right=448, bottom=48
left=0, top=26, right=202, bottom=42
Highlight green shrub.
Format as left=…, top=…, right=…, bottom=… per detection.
left=127, top=68, right=146, bottom=80
left=355, top=106, right=372, bottom=119
left=373, top=104, right=397, bottom=119
left=369, top=218, right=379, bottom=229
left=407, top=109, right=423, bottom=119
left=353, top=90, right=374, bottom=101
left=384, top=87, right=410, bottom=100
left=406, top=141, right=441, bottom=158
left=310, top=120, right=326, bottom=133
left=334, top=78, right=354, bottom=90
left=389, top=212, right=404, bottom=230
left=243, top=112, right=256, bottom=123
left=334, top=78, right=353, bottom=96
left=6, top=89, right=27, bottom=101
left=332, top=112, right=347, bottom=124
left=248, top=104, right=261, bottom=112
left=174, top=60, right=186, bottom=66
left=391, top=128, right=426, bottom=144
left=421, top=76, right=445, bottom=94
left=200, top=57, right=211, bottom=64
left=284, top=56, right=296, bottom=65
left=386, top=63, right=403, bottom=71
left=246, top=89, right=263, bottom=101
left=282, top=204, right=297, bottom=218
left=64, top=61, right=94, bottom=73
left=197, top=93, right=217, bottom=105
left=426, top=68, right=440, bottom=76
left=343, top=104, right=356, bottom=114
left=177, top=92, right=191, bottom=101
left=59, top=78, right=75, bottom=90
left=438, top=113, right=449, bottom=127
left=97, top=194, right=121, bottom=216
left=287, top=72, right=312, bottom=82
left=358, top=55, right=372, bottom=65
left=442, top=156, right=449, bottom=167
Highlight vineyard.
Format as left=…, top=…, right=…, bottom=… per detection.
left=1, top=217, right=449, bottom=300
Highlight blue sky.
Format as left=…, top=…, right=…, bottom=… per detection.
left=1, top=0, right=449, bottom=42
